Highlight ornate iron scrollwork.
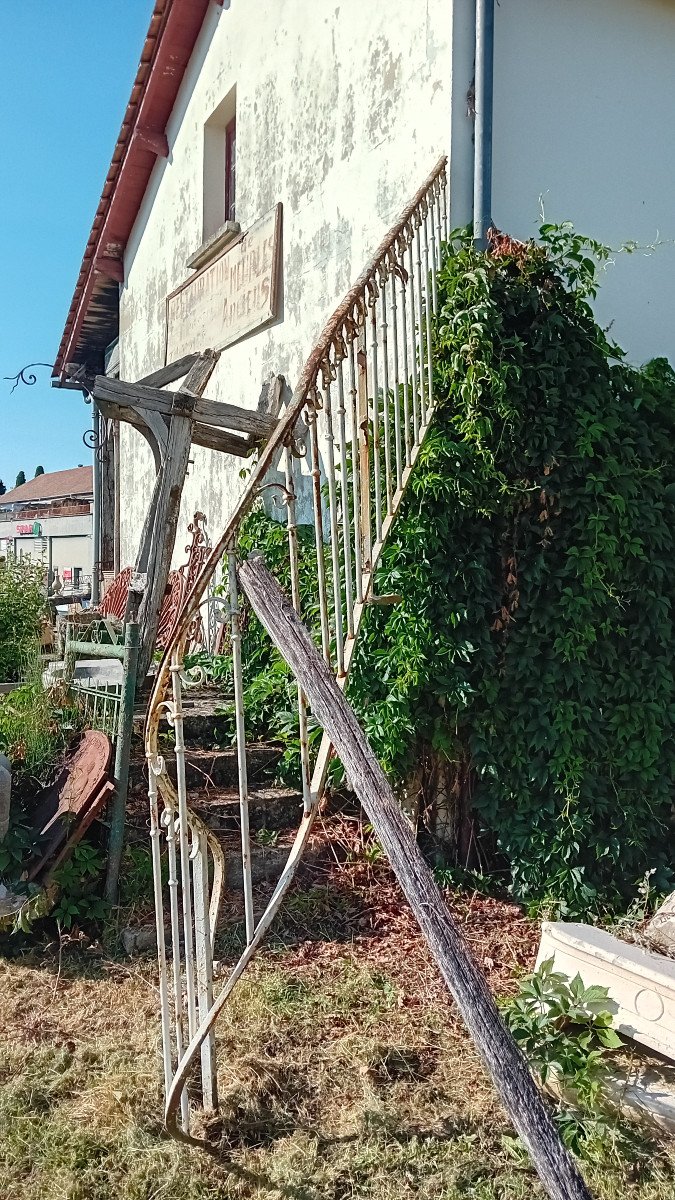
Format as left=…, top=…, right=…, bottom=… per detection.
left=4, top=362, right=55, bottom=395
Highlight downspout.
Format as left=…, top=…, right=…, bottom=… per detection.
left=473, top=0, right=495, bottom=248
left=91, top=403, right=101, bottom=604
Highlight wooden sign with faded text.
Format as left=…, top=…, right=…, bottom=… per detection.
left=165, top=204, right=282, bottom=362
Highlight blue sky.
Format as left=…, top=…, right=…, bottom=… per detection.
left=0, top=2, right=153, bottom=492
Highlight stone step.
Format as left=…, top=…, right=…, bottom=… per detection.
left=537, top=921, right=675, bottom=1062
left=121, top=824, right=318, bottom=955
left=133, top=689, right=235, bottom=747
left=129, top=743, right=282, bottom=791
left=189, top=784, right=304, bottom=834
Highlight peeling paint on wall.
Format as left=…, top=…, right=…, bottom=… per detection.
left=118, top=0, right=452, bottom=568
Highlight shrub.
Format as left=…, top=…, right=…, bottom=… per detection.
left=502, top=959, right=640, bottom=1163
left=0, top=682, right=80, bottom=785
left=0, top=554, right=46, bottom=682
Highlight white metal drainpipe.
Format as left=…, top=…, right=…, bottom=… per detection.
left=91, top=401, right=101, bottom=605
left=473, top=0, right=495, bottom=249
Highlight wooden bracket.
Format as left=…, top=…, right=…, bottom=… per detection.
left=133, top=126, right=169, bottom=158
left=95, top=256, right=124, bottom=283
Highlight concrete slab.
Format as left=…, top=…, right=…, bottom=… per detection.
left=44, top=658, right=123, bottom=689
left=605, top=1061, right=675, bottom=1135
left=537, top=921, right=675, bottom=1062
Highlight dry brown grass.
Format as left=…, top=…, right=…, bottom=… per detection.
left=1, top=930, right=675, bottom=1200
left=1, top=830, right=674, bottom=1200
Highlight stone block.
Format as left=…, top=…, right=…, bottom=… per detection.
left=536, top=921, right=675, bottom=1062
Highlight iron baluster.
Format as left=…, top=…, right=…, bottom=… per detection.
left=389, top=267, right=404, bottom=494
left=336, top=356, right=355, bottom=640
left=283, top=444, right=313, bottom=815
left=348, top=336, right=364, bottom=605
left=322, top=380, right=346, bottom=677
left=227, top=546, right=255, bottom=942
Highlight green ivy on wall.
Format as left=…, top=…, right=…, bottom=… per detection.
left=347, top=225, right=675, bottom=916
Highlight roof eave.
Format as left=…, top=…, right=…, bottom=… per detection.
left=54, top=0, right=215, bottom=380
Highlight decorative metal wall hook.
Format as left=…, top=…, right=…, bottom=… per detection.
left=4, top=362, right=55, bottom=395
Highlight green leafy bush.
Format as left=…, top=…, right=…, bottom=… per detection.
left=0, top=554, right=46, bottom=682
left=190, top=227, right=675, bottom=918
left=502, top=958, right=637, bottom=1161
left=346, top=226, right=675, bottom=915
left=51, top=841, right=107, bottom=928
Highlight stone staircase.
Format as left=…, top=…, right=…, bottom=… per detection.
left=127, top=690, right=309, bottom=934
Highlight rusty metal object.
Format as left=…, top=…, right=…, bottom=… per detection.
left=27, top=730, right=113, bottom=881
left=86, top=513, right=212, bottom=651
left=100, top=566, right=133, bottom=619
left=156, top=571, right=185, bottom=650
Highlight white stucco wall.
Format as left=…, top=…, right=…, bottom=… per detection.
left=118, top=0, right=675, bottom=569
left=118, top=0, right=453, bottom=566
left=488, top=0, right=675, bottom=364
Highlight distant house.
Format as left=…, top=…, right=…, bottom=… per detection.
left=0, top=467, right=93, bottom=589
left=52, top=0, right=675, bottom=572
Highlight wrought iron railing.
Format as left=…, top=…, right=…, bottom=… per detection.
left=144, top=156, right=449, bottom=1144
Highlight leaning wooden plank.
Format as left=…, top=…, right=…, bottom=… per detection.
left=139, top=354, right=201, bottom=389
left=237, top=555, right=593, bottom=1200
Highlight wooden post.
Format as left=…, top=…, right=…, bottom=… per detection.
left=100, top=416, right=116, bottom=573
left=238, top=555, right=593, bottom=1200
left=104, top=622, right=140, bottom=904
left=135, top=392, right=195, bottom=686
left=131, top=351, right=219, bottom=687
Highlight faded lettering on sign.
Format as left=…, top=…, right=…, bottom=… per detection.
left=165, top=204, right=282, bottom=361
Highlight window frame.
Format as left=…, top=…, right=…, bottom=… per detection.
left=225, top=116, right=236, bottom=224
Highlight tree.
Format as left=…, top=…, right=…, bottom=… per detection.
left=34, top=466, right=44, bottom=477
left=0, top=480, right=5, bottom=496
left=14, top=471, right=25, bottom=488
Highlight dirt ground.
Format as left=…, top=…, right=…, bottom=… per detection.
left=1, top=815, right=674, bottom=1200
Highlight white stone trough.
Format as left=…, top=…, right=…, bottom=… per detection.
left=537, top=922, right=675, bottom=1060
left=537, top=921, right=675, bottom=1132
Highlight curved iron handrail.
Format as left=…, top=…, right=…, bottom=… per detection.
left=145, top=154, right=448, bottom=1146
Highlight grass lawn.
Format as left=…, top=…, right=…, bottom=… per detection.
left=1, top=846, right=674, bottom=1199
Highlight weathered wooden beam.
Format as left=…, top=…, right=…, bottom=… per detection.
left=133, top=353, right=217, bottom=685
left=134, top=401, right=194, bottom=684
left=237, top=555, right=594, bottom=1200
left=139, top=354, right=201, bottom=389
left=93, top=373, right=277, bottom=441
left=96, top=398, right=163, bottom=472
left=176, top=348, right=219, bottom=397
left=188, top=393, right=279, bottom=441
left=192, top=422, right=255, bottom=457
left=93, top=376, right=178, bottom=417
